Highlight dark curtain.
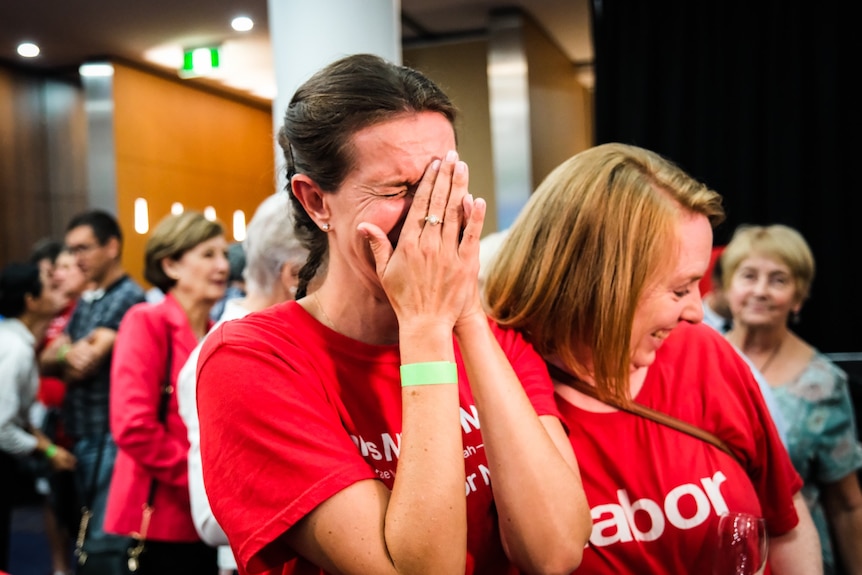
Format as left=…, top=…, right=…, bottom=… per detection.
left=592, top=1, right=860, bottom=353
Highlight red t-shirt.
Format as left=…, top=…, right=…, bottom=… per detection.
left=196, top=301, right=558, bottom=575
left=557, top=322, right=802, bottom=574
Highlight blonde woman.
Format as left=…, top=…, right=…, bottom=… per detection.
left=104, top=211, right=228, bottom=574
left=485, top=143, right=822, bottom=573
left=723, top=224, right=862, bottom=575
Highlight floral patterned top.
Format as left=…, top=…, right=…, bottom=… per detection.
left=772, top=351, right=862, bottom=575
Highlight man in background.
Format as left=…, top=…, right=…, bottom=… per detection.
left=46, top=210, right=145, bottom=556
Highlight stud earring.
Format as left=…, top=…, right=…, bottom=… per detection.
left=321, top=223, right=331, bottom=232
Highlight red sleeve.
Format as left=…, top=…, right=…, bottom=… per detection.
left=110, top=303, right=189, bottom=486
left=490, top=320, right=559, bottom=419
left=693, top=324, right=803, bottom=536
left=196, top=322, right=376, bottom=575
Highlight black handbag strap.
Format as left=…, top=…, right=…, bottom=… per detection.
left=146, top=330, right=173, bottom=504
left=546, top=361, right=742, bottom=465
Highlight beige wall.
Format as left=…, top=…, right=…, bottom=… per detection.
left=111, top=64, right=275, bottom=286
left=405, top=26, right=593, bottom=234
left=524, top=17, right=593, bottom=191
left=404, top=40, right=499, bottom=233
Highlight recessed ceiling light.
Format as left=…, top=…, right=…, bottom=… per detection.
left=231, top=16, right=254, bottom=32
left=17, top=42, right=40, bottom=58
left=79, top=63, right=115, bottom=77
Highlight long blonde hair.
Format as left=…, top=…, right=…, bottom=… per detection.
left=485, top=143, right=724, bottom=402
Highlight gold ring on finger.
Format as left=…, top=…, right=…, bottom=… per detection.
left=424, top=214, right=442, bottom=226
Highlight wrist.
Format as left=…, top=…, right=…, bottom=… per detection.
left=454, top=310, right=489, bottom=338
left=398, top=317, right=459, bottom=368
left=44, top=444, right=58, bottom=459
left=56, top=343, right=71, bottom=363
left=400, top=361, right=459, bottom=387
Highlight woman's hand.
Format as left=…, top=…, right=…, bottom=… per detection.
left=34, top=431, right=77, bottom=471
left=49, top=446, right=77, bottom=471
left=360, top=150, right=485, bottom=334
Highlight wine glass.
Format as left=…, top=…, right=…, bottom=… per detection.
left=712, top=512, right=768, bottom=575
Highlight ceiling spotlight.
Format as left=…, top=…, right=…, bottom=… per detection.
left=79, top=63, right=115, bottom=77
left=231, top=16, right=254, bottom=32
left=17, top=42, right=40, bottom=58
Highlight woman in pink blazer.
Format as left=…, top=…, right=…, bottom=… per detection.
left=106, top=211, right=229, bottom=574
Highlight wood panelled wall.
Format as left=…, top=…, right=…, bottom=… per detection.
left=0, top=66, right=88, bottom=267
left=111, top=64, right=275, bottom=287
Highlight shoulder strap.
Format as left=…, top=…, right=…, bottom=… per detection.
left=546, top=362, right=742, bottom=465
left=146, top=323, right=173, bottom=504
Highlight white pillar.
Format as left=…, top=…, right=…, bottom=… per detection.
left=267, top=0, right=401, bottom=193
left=487, top=11, right=532, bottom=230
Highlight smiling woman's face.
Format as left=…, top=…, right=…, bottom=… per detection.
left=726, top=254, right=799, bottom=329
left=629, top=212, right=713, bottom=370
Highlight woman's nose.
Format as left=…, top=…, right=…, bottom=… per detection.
left=752, top=276, right=769, bottom=295
left=682, top=292, right=704, bottom=323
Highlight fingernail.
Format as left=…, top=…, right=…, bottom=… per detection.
left=431, top=159, right=441, bottom=171
left=455, top=161, right=466, bottom=174
left=446, top=150, right=458, bottom=162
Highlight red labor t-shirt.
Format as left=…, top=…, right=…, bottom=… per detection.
left=196, top=301, right=559, bottom=575
left=558, top=322, right=802, bottom=574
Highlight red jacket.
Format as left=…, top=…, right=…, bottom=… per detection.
left=105, top=294, right=210, bottom=542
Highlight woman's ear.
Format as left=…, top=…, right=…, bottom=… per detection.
left=291, top=174, right=330, bottom=228
left=161, top=257, right=181, bottom=281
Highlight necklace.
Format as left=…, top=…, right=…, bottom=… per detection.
left=757, top=337, right=784, bottom=374
left=312, top=292, right=337, bottom=331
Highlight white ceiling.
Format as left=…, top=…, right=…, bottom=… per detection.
left=0, top=0, right=592, bottom=104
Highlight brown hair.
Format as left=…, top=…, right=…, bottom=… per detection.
left=144, top=211, right=224, bottom=292
left=277, top=53, right=458, bottom=298
left=485, top=143, right=725, bottom=402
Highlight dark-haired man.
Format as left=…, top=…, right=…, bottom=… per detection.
left=53, top=210, right=145, bottom=554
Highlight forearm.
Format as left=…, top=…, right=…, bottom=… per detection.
left=384, top=323, right=467, bottom=575
left=38, top=343, right=66, bottom=376
left=769, top=492, right=823, bottom=575
left=66, top=328, right=116, bottom=377
left=455, top=315, right=590, bottom=574
left=831, top=504, right=862, bottom=574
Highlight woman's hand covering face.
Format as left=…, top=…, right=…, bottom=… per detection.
left=358, top=149, right=486, bottom=332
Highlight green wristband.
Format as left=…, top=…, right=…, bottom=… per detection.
left=400, top=361, right=458, bottom=387
left=44, top=444, right=58, bottom=459
left=57, top=343, right=71, bottom=363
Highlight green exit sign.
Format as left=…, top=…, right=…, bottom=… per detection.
left=179, top=47, right=221, bottom=78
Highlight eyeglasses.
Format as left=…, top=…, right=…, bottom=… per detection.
left=67, top=243, right=98, bottom=256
